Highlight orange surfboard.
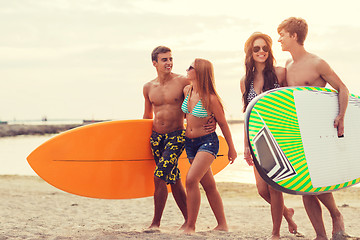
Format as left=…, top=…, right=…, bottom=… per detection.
left=27, top=119, right=229, bottom=199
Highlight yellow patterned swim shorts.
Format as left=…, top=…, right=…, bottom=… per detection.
left=150, top=129, right=185, bottom=184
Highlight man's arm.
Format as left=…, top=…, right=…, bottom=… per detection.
left=318, top=59, right=349, bottom=136
left=143, top=83, right=153, bottom=119
left=275, top=67, right=287, bottom=87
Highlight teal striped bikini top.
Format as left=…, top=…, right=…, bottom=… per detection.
left=181, top=87, right=209, bottom=118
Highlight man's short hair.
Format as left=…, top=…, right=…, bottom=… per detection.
left=277, top=17, right=308, bottom=45
left=151, top=46, right=171, bottom=62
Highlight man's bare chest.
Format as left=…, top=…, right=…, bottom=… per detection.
left=149, top=86, right=183, bottom=106
left=287, top=64, right=322, bottom=86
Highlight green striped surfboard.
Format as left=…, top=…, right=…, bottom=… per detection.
left=245, top=87, right=360, bottom=195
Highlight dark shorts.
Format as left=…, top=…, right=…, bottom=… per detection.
left=150, top=129, right=185, bottom=184
left=185, top=132, right=219, bottom=160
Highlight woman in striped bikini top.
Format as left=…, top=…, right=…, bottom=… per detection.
left=181, top=86, right=209, bottom=118
left=181, top=58, right=237, bottom=234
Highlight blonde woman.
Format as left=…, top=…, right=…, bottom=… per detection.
left=181, top=58, right=237, bottom=233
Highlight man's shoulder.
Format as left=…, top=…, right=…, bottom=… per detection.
left=307, top=52, right=323, bottom=63
left=305, top=53, right=331, bottom=72
left=143, top=78, right=158, bottom=89
left=287, top=52, right=325, bottom=67
left=294, top=52, right=324, bottom=67
left=171, top=73, right=190, bottom=85
left=172, top=73, right=188, bottom=80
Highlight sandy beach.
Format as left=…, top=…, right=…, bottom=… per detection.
left=1, top=176, right=359, bottom=240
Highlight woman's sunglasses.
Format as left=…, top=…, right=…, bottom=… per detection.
left=187, top=66, right=195, bottom=71
left=253, top=45, right=269, bottom=53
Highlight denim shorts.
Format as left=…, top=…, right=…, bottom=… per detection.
left=185, top=132, right=219, bottom=160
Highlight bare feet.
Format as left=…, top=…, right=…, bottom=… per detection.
left=182, top=226, right=195, bottom=234
left=332, top=231, right=353, bottom=240
left=313, top=237, right=328, bottom=240
left=179, top=221, right=187, bottom=231
left=148, top=223, right=160, bottom=230
left=143, top=224, right=160, bottom=233
left=284, top=207, right=298, bottom=234
left=267, top=235, right=280, bottom=240
left=213, top=224, right=229, bottom=232
left=182, top=224, right=228, bottom=234
left=332, top=213, right=345, bottom=236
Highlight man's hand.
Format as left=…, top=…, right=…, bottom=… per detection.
left=334, top=114, right=345, bottom=137
left=203, top=115, right=217, bottom=133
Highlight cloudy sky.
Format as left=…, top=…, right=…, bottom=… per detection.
left=1, top=0, right=360, bottom=122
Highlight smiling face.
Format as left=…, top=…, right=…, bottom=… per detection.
left=278, top=29, right=294, bottom=51
left=252, top=38, right=269, bottom=63
left=153, top=52, right=173, bottom=73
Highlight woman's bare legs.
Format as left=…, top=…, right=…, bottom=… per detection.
left=254, top=168, right=297, bottom=239
left=200, top=166, right=228, bottom=231
left=183, top=152, right=227, bottom=233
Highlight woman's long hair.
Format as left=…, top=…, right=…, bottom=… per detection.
left=242, top=32, right=278, bottom=112
left=193, top=58, right=223, bottom=111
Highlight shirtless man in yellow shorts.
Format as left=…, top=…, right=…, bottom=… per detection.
left=143, top=46, right=214, bottom=230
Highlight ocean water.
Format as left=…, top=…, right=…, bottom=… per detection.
left=2, top=122, right=359, bottom=189
left=0, top=134, right=53, bottom=176
left=0, top=123, right=255, bottom=184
